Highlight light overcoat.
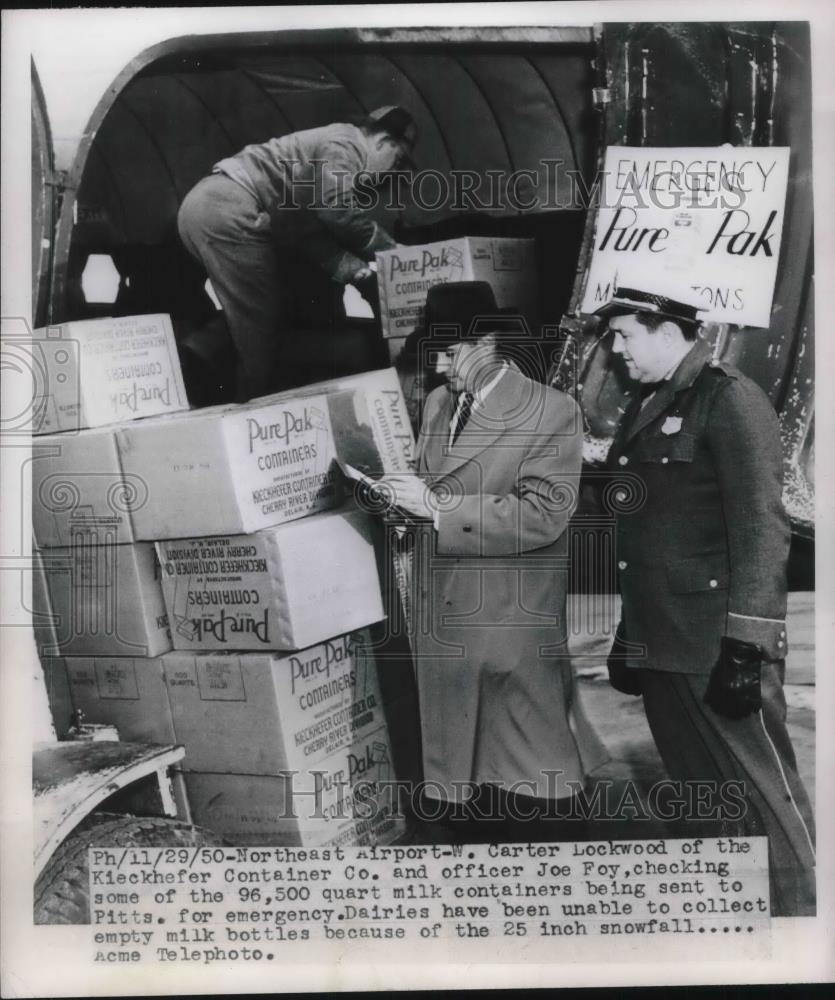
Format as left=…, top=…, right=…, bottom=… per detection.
left=412, top=366, right=607, bottom=800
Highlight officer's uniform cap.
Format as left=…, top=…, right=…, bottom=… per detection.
left=594, top=287, right=708, bottom=326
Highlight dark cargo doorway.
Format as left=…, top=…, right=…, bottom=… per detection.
left=44, top=28, right=595, bottom=398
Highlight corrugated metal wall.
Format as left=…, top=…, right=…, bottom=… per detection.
left=71, top=44, right=595, bottom=249
left=563, top=22, right=814, bottom=534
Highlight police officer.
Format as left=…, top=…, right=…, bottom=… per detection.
left=596, top=287, right=815, bottom=916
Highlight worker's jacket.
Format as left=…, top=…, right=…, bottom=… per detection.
left=214, top=123, right=396, bottom=281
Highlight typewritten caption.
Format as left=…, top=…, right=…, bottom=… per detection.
left=88, top=837, right=770, bottom=963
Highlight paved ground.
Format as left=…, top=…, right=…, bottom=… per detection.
left=408, top=592, right=815, bottom=843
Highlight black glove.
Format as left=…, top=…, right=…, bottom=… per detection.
left=607, top=622, right=642, bottom=696
left=704, top=636, right=762, bottom=720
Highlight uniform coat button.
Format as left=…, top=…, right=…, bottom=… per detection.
left=618, top=455, right=629, bottom=466
left=618, top=560, right=628, bottom=570
left=709, top=579, right=718, bottom=588
left=462, top=524, right=472, bottom=533
left=661, top=456, right=669, bottom=464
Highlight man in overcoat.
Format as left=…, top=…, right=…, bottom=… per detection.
left=379, top=282, right=607, bottom=839
left=597, top=287, right=816, bottom=916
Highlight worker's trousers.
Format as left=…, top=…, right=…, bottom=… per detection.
left=178, top=174, right=291, bottom=402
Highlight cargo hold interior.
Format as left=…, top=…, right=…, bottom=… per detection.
left=33, top=30, right=595, bottom=399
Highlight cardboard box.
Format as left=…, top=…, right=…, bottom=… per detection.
left=32, top=427, right=137, bottom=547
left=162, top=630, right=386, bottom=772
left=156, top=506, right=384, bottom=651
left=32, top=314, right=188, bottom=434
left=36, top=544, right=171, bottom=657
left=64, top=655, right=176, bottom=742
left=318, top=368, right=416, bottom=473
left=182, top=732, right=404, bottom=847
left=168, top=631, right=404, bottom=845
left=116, top=393, right=343, bottom=540
left=375, top=237, right=539, bottom=338
left=266, top=368, right=416, bottom=474
left=61, top=655, right=190, bottom=820
left=263, top=358, right=420, bottom=467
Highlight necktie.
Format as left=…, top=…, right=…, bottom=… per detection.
left=452, top=392, right=475, bottom=443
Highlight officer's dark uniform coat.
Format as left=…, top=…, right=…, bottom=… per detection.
left=606, top=337, right=815, bottom=915
left=606, top=337, right=790, bottom=672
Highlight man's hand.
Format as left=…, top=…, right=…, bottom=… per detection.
left=704, top=636, right=763, bottom=720
left=352, top=265, right=375, bottom=282
left=607, top=621, right=642, bottom=696
left=375, top=474, right=437, bottom=521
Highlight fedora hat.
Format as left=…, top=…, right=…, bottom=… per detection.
left=422, top=281, right=521, bottom=341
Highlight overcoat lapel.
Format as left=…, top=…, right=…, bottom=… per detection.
left=426, top=368, right=524, bottom=478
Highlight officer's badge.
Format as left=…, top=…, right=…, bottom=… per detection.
left=661, top=416, right=683, bottom=435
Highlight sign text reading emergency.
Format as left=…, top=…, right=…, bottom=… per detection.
left=580, top=147, right=790, bottom=327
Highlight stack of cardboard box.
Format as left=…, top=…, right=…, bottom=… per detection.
left=32, top=314, right=188, bottom=713
left=32, top=313, right=190, bottom=809
left=162, top=633, right=399, bottom=846
left=32, top=316, right=189, bottom=661
left=375, top=236, right=539, bottom=362
left=34, top=315, right=416, bottom=847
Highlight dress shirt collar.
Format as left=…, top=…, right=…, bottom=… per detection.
left=448, top=363, right=508, bottom=442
